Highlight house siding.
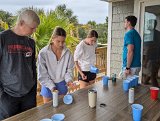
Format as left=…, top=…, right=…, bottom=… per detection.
left=110, top=0, right=134, bottom=75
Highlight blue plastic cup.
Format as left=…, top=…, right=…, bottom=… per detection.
left=102, top=76, right=109, bottom=86
left=63, top=94, right=73, bottom=105
left=133, top=77, right=138, bottom=87
left=130, top=77, right=136, bottom=87
left=123, top=80, right=130, bottom=91
left=51, top=114, right=65, bottom=121
left=131, top=104, right=143, bottom=121
left=127, top=78, right=134, bottom=87
left=133, top=75, right=139, bottom=86
left=90, top=66, right=99, bottom=74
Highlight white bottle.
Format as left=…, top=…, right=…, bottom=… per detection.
left=129, top=88, right=134, bottom=104
left=88, top=89, right=97, bottom=108
left=52, top=90, right=58, bottom=107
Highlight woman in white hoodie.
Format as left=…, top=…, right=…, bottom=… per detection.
left=38, top=27, right=74, bottom=103
left=74, top=30, right=98, bottom=89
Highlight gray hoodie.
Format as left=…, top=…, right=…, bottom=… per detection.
left=37, top=45, right=74, bottom=90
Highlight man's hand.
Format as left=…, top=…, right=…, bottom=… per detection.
left=125, top=68, right=131, bottom=76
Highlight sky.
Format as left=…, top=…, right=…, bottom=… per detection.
left=0, top=0, right=108, bottom=24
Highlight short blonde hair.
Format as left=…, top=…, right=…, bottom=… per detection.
left=17, top=10, right=40, bottom=25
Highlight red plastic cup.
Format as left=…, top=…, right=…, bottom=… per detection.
left=150, top=87, right=159, bottom=100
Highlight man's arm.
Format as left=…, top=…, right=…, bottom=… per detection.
left=127, top=44, right=134, bottom=68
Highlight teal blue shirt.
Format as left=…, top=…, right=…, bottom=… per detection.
left=122, top=29, right=141, bottom=67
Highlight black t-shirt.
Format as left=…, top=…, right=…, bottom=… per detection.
left=0, top=29, right=37, bottom=97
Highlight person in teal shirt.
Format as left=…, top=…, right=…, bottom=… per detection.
left=122, top=16, right=141, bottom=78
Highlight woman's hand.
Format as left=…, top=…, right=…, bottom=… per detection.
left=51, top=87, right=57, bottom=92
left=81, top=73, right=87, bottom=80
left=67, top=81, right=73, bottom=86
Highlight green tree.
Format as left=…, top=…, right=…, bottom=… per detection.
left=31, top=9, right=78, bottom=54
left=0, top=19, right=9, bottom=31
left=96, top=23, right=108, bottom=44
left=54, top=4, right=78, bottom=24
left=87, top=20, right=96, bottom=29
left=0, top=10, right=15, bottom=28
left=17, top=7, right=78, bottom=54
left=77, top=24, right=90, bottom=40
left=86, top=17, right=108, bottom=44
left=17, top=7, right=45, bottom=16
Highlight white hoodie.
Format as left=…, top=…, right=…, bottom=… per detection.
left=38, top=45, right=74, bottom=90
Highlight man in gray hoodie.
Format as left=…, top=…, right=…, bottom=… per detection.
left=0, top=10, right=40, bottom=120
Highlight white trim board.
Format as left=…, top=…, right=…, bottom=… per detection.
left=107, top=2, right=112, bottom=76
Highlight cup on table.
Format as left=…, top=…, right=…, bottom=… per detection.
left=127, top=78, right=134, bottom=88
left=131, top=104, right=143, bottom=121
left=131, top=78, right=135, bottom=87
left=132, top=77, right=137, bottom=87
left=63, top=94, right=73, bottom=105
left=88, top=89, right=97, bottom=108
left=90, top=65, right=99, bottom=74
left=123, top=80, right=130, bottom=92
left=150, top=87, right=159, bottom=100
left=51, top=114, right=65, bottom=121
left=133, top=75, right=139, bottom=86
left=102, top=76, right=109, bottom=86
left=111, top=73, right=116, bottom=83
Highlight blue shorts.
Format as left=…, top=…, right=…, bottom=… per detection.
left=40, top=80, right=68, bottom=98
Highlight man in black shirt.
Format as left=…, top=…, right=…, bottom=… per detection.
left=0, top=10, right=40, bottom=120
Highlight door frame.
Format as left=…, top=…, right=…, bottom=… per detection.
left=138, top=0, right=160, bottom=83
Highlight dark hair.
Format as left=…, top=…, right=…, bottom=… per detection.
left=52, top=26, right=66, bottom=37
left=50, top=26, right=66, bottom=43
left=87, top=30, right=98, bottom=38
left=125, top=16, right=137, bottom=27
left=154, top=20, right=157, bottom=29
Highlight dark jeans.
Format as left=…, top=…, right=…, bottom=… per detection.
left=143, top=60, right=160, bottom=87
left=0, top=84, right=37, bottom=120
